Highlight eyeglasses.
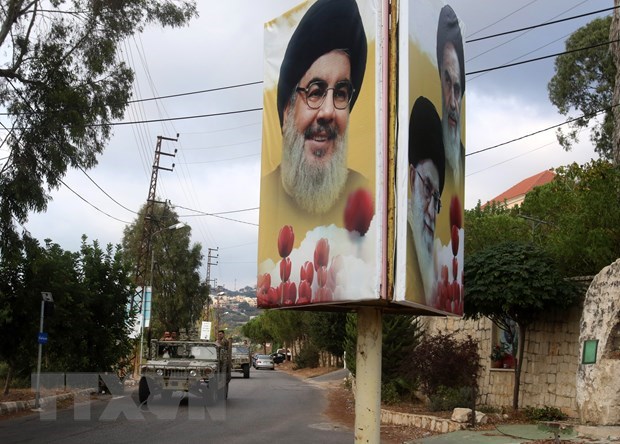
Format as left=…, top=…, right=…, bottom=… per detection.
left=296, top=80, right=354, bottom=110
left=416, top=170, right=441, bottom=214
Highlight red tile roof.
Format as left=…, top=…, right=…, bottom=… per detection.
left=486, top=170, right=556, bottom=207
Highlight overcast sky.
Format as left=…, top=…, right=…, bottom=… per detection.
left=18, top=0, right=610, bottom=292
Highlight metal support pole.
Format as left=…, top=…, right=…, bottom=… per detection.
left=138, top=248, right=155, bottom=369
left=34, top=300, right=45, bottom=409
left=354, top=307, right=382, bottom=443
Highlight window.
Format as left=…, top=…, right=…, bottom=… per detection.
left=491, top=319, right=518, bottom=369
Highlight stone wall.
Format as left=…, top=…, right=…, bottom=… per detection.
left=423, top=302, right=583, bottom=416
left=577, top=259, right=620, bottom=425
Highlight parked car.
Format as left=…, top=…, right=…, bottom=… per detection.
left=253, top=354, right=275, bottom=370
left=270, top=352, right=286, bottom=364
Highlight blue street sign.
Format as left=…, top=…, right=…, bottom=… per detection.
left=38, top=332, right=48, bottom=344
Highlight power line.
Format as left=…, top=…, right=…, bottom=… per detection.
left=466, top=38, right=618, bottom=76
left=466, top=105, right=613, bottom=157
left=466, top=6, right=617, bottom=43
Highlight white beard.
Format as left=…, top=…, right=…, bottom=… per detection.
left=408, top=196, right=435, bottom=304
left=442, top=107, right=462, bottom=185
left=281, top=109, right=349, bottom=215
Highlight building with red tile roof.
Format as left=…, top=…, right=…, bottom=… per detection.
left=485, top=169, right=556, bottom=209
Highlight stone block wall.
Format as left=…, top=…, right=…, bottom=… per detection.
left=423, top=302, right=583, bottom=416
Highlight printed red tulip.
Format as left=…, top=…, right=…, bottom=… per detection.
left=278, top=225, right=294, bottom=258
left=452, top=257, right=458, bottom=281
left=282, top=281, right=297, bottom=305
left=451, top=225, right=459, bottom=256
left=316, top=286, right=333, bottom=303
left=344, top=188, right=374, bottom=235
left=257, top=273, right=271, bottom=293
left=300, top=261, right=314, bottom=285
left=267, top=287, right=279, bottom=306
left=449, top=196, right=462, bottom=229
left=297, top=280, right=312, bottom=305
left=441, top=264, right=449, bottom=284
left=317, top=265, right=328, bottom=288
left=314, top=238, right=330, bottom=271
left=280, top=257, right=292, bottom=282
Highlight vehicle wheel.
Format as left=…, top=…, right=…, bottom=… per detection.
left=138, top=377, right=151, bottom=404
left=242, top=364, right=250, bottom=379
left=204, top=379, right=219, bottom=406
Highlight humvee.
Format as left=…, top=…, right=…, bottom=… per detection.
left=138, top=339, right=231, bottom=404
left=231, top=344, right=251, bottom=379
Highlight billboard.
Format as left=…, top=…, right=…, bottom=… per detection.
left=393, top=0, right=465, bottom=315
left=257, top=0, right=384, bottom=308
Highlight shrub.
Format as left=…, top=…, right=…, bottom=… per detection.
left=429, top=386, right=474, bottom=411
left=294, top=343, right=320, bottom=369
left=523, top=405, right=567, bottom=421
left=400, top=333, right=482, bottom=400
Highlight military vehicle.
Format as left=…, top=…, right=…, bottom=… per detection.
left=231, top=343, right=251, bottom=378
left=138, top=339, right=231, bottom=404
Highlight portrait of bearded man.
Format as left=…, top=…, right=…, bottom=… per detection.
left=258, top=0, right=374, bottom=268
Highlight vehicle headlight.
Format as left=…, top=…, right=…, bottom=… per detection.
left=189, top=370, right=197, bottom=377
left=156, top=369, right=164, bottom=376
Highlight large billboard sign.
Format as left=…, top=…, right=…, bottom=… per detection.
left=257, top=0, right=465, bottom=315
left=257, top=0, right=385, bottom=308
left=393, top=0, right=465, bottom=315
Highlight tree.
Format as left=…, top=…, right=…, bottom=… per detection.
left=548, top=16, right=615, bottom=161
left=0, top=0, right=197, bottom=249
left=464, top=201, right=530, bottom=256
left=307, top=312, right=347, bottom=360
left=520, top=159, right=620, bottom=276
left=464, top=241, right=579, bottom=410
left=122, top=203, right=206, bottom=338
left=344, top=313, right=423, bottom=400
left=613, top=0, right=620, bottom=165
left=241, top=316, right=273, bottom=354
left=0, top=235, right=134, bottom=393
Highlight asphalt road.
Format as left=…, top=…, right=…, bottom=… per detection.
left=0, top=369, right=353, bottom=443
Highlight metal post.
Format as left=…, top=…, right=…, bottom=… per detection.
left=34, top=300, right=45, bottom=409
left=354, top=307, right=382, bottom=443
left=138, top=248, right=154, bottom=369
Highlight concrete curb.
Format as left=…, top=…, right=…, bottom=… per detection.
left=0, top=388, right=95, bottom=416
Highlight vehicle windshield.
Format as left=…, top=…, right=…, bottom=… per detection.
left=256, top=354, right=272, bottom=359
left=232, top=346, right=249, bottom=354
left=156, top=342, right=218, bottom=360
left=189, top=346, right=218, bottom=360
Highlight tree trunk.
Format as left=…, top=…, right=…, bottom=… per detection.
left=3, top=364, right=13, bottom=395
left=513, top=323, right=527, bottom=411
left=612, top=0, right=620, bottom=166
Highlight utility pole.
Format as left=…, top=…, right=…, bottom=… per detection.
left=131, top=135, right=178, bottom=376
left=205, top=247, right=218, bottom=323
left=130, top=135, right=179, bottom=316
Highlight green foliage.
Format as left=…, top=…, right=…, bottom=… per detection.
left=382, top=377, right=417, bottom=405
left=401, top=333, right=481, bottom=400
left=0, top=235, right=134, bottom=387
left=0, top=0, right=198, bottom=248
left=464, top=201, right=530, bottom=256
left=523, top=405, right=568, bottom=421
left=306, top=312, right=347, bottom=357
left=294, top=343, right=320, bottom=369
left=464, top=241, right=579, bottom=327
left=548, top=16, right=615, bottom=160
left=344, top=313, right=423, bottom=384
left=122, top=203, right=206, bottom=336
left=520, top=160, right=620, bottom=276
left=241, top=316, right=273, bottom=351
left=429, top=386, right=474, bottom=412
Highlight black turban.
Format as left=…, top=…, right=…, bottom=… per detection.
left=436, top=5, right=465, bottom=95
left=277, top=0, right=367, bottom=128
left=409, top=97, right=445, bottom=194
